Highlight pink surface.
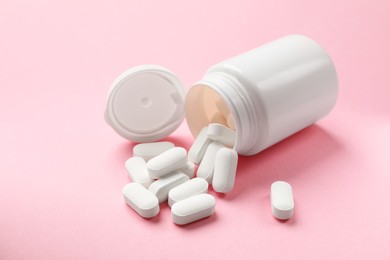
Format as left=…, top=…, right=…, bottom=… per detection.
left=1, top=0, right=390, bottom=259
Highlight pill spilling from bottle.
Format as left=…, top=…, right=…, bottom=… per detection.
left=122, top=122, right=294, bottom=225
left=123, top=123, right=239, bottom=225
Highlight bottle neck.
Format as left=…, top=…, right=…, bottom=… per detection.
left=198, top=71, right=259, bottom=155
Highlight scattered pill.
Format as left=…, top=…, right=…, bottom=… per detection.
left=168, top=178, right=209, bottom=207
left=122, top=125, right=241, bottom=224
left=216, top=98, right=231, bottom=118
left=147, top=147, right=188, bottom=179
left=125, top=157, right=154, bottom=188
left=188, top=127, right=212, bottom=164
left=226, top=114, right=236, bottom=130
left=207, top=123, right=236, bottom=148
left=122, top=183, right=160, bottom=218
left=212, top=148, right=238, bottom=193
left=270, top=181, right=294, bottom=220
left=171, top=194, right=216, bottom=225
left=133, top=141, right=175, bottom=161
left=180, top=161, right=196, bottom=178
left=197, top=142, right=225, bottom=183
left=148, top=172, right=189, bottom=203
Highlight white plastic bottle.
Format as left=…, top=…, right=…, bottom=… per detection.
left=185, top=35, right=338, bottom=155
left=105, top=35, right=338, bottom=156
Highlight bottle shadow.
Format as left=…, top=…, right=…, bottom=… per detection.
left=224, top=124, right=344, bottom=200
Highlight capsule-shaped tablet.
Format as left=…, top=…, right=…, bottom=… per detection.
left=171, top=194, right=216, bottom=225
left=147, top=147, right=188, bottom=179
left=179, top=161, right=196, bottom=179
left=122, top=183, right=159, bottom=218
left=270, top=181, right=294, bottom=220
left=226, top=114, right=236, bottom=130
left=168, top=178, right=209, bottom=207
left=133, top=141, right=175, bottom=161
left=197, top=142, right=225, bottom=183
left=188, top=127, right=211, bottom=164
left=212, top=148, right=238, bottom=193
left=207, top=123, right=236, bottom=148
left=125, top=157, right=154, bottom=188
left=148, top=172, right=189, bottom=203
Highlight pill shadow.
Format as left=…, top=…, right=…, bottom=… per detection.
left=274, top=216, right=296, bottom=225
left=173, top=212, right=218, bottom=230
left=226, top=124, right=343, bottom=199
left=123, top=204, right=163, bottom=224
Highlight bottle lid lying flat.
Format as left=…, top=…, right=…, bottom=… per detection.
left=105, top=65, right=185, bottom=142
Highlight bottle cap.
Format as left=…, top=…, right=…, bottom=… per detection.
left=105, top=65, right=185, bottom=142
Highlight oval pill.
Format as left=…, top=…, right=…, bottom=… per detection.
left=212, top=148, right=238, bottom=193
left=125, top=157, right=154, bottom=188
left=147, top=147, right=188, bottom=179
left=270, top=181, right=294, bottom=220
left=168, top=178, right=209, bottom=207
left=207, top=123, right=236, bottom=148
left=122, top=183, right=159, bottom=218
left=133, top=141, right=175, bottom=161
left=148, top=172, right=189, bottom=203
left=197, top=142, right=224, bottom=183
left=188, top=127, right=211, bottom=164
left=171, top=194, right=216, bottom=225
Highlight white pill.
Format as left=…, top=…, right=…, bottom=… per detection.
left=226, top=114, right=236, bottom=130
left=147, top=147, right=188, bottom=179
left=179, top=161, right=196, bottom=179
left=125, top=157, right=154, bottom=188
left=210, top=112, right=227, bottom=125
left=270, top=181, right=294, bottom=220
left=212, top=148, right=238, bottom=193
left=122, top=183, right=159, bottom=218
left=171, top=194, right=216, bottom=225
left=216, top=98, right=231, bottom=118
left=148, top=172, right=189, bottom=203
left=188, top=127, right=211, bottom=164
left=133, top=141, right=174, bottom=161
left=168, top=178, right=209, bottom=207
left=207, top=123, right=236, bottom=148
left=197, top=142, right=225, bottom=183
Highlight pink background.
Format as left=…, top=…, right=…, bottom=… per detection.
left=1, top=0, right=390, bottom=259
